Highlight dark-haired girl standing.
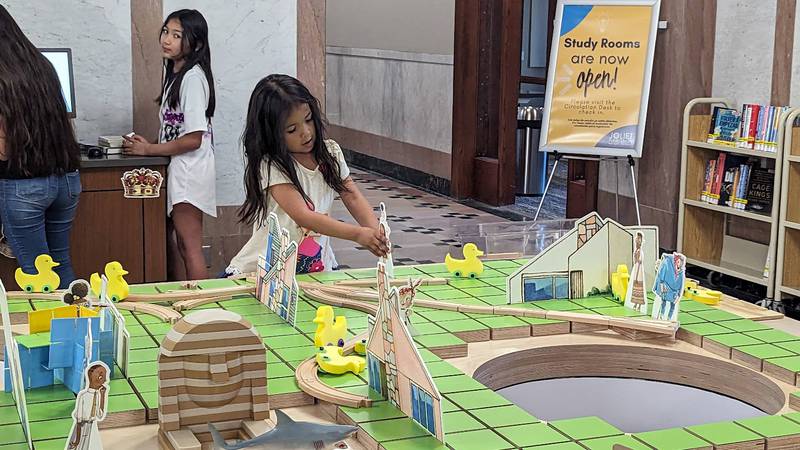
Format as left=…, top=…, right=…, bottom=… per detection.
left=0, top=6, right=82, bottom=288
left=123, top=9, right=216, bottom=280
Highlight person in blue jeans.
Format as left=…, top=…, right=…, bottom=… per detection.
left=0, top=6, right=82, bottom=289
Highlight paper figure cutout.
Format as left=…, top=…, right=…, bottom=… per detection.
left=379, top=202, right=394, bottom=279
left=90, top=261, right=129, bottom=302
left=256, top=212, right=299, bottom=325
left=397, top=278, right=422, bottom=335
left=651, top=252, right=687, bottom=321
left=0, top=278, right=32, bottom=448
left=121, top=168, right=163, bottom=198
left=62, top=279, right=91, bottom=306
left=15, top=253, right=60, bottom=293
left=624, top=231, right=648, bottom=314
left=507, top=212, right=659, bottom=303
left=367, top=262, right=444, bottom=442
left=66, top=361, right=109, bottom=450
left=208, top=410, right=357, bottom=450
left=445, top=243, right=484, bottom=278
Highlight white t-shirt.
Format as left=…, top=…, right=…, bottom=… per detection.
left=228, top=139, right=350, bottom=273
left=159, top=65, right=217, bottom=217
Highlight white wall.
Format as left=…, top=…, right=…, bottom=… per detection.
left=4, top=0, right=132, bottom=144
left=711, top=0, right=776, bottom=107
left=327, top=0, right=455, bottom=55
left=163, top=0, right=297, bottom=206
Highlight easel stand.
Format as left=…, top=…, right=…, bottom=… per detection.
left=534, top=151, right=642, bottom=226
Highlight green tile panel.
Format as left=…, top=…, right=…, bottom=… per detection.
left=468, top=404, right=539, bottom=428
left=433, top=374, right=487, bottom=394
left=686, top=421, right=764, bottom=446
left=495, top=422, right=570, bottom=447
left=445, top=390, right=512, bottom=410
left=735, top=343, right=796, bottom=360
left=445, top=429, right=514, bottom=450
left=719, top=319, right=772, bottom=333
left=633, top=428, right=712, bottom=449
left=679, top=322, right=735, bottom=336
left=0, top=423, right=26, bottom=445
left=744, top=329, right=800, bottom=344
left=443, top=411, right=487, bottom=434
left=704, top=333, right=764, bottom=348
left=579, top=434, right=653, bottom=450
left=340, top=401, right=406, bottom=423
left=530, top=300, right=586, bottom=311
left=380, top=436, right=449, bottom=450
left=764, top=355, right=800, bottom=372
left=735, top=414, right=800, bottom=438
left=414, top=333, right=466, bottom=349
left=689, top=309, right=742, bottom=322
left=549, top=416, right=623, bottom=440
left=358, top=417, right=431, bottom=442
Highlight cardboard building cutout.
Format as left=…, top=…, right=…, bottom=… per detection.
left=366, top=262, right=444, bottom=442
left=157, top=309, right=268, bottom=449
left=507, top=212, right=659, bottom=304
left=256, top=212, right=299, bottom=325
left=624, top=231, right=648, bottom=314
left=98, top=275, right=131, bottom=375
left=0, top=278, right=32, bottom=449
left=66, top=361, right=110, bottom=450
left=651, top=253, right=687, bottom=322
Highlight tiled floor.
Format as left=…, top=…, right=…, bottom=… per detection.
left=330, top=169, right=517, bottom=270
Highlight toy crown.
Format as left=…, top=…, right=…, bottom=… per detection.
left=121, top=168, right=163, bottom=198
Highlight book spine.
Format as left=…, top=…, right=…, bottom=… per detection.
left=766, top=106, right=775, bottom=151
left=769, top=106, right=778, bottom=152
left=705, top=160, right=716, bottom=203
left=748, top=104, right=760, bottom=149
left=756, top=106, right=766, bottom=150
left=737, top=164, right=751, bottom=209
left=701, top=160, right=711, bottom=202
left=738, top=104, right=751, bottom=148
left=708, top=106, right=720, bottom=143
left=713, top=153, right=726, bottom=204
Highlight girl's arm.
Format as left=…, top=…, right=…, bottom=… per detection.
left=122, top=132, right=202, bottom=157
left=270, top=183, right=389, bottom=257
left=338, top=177, right=379, bottom=229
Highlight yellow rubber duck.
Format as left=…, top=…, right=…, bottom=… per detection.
left=611, top=264, right=630, bottom=301
left=445, top=243, right=484, bottom=278
left=316, top=345, right=366, bottom=375
left=15, top=254, right=60, bottom=293
left=313, top=305, right=348, bottom=348
left=90, top=261, right=130, bottom=301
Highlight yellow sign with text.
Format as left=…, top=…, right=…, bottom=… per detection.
left=541, top=1, right=659, bottom=157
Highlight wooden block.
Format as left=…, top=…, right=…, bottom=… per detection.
left=161, top=429, right=201, bottom=450
left=762, top=360, right=798, bottom=386
left=676, top=328, right=703, bottom=347
left=454, top=329, right=491, bottom=342
left=571, top=322, right=609, bottom=334
left=318, top=400, right=340, bottom=420
left=791, top=393, right=800, bottom=411
left=241, top=419, right=272, bottom=439
left=530, top=321, right=571, bottom=336
left=731, top=348, right=764, bottom=372
left=702, top=339, right=733, bottom=359
left=764, top=434, right=800, bottom=449
left=100, top=409, right=147, bottom=429
left=610, top=327, right=667, bottom=341
left=428, top=344, right=468, bottom=359
left=270, top=391, right=315, bottom=409
left=337, top=407, right=358, bottom=426
left=355, top=424, right=380, bottom=450
left=489, top=325, right=530, bottom=340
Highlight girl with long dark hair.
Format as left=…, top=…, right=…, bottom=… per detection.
left=0, top=5, right=82, bottom=288
left=225, top=74, right=388, bottom=275
left=123, top=9, right=216, bottom=280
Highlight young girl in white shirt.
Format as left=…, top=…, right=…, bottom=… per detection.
left=123, top=9, right=216, bottom=280
left=226, top=74, right=388, bottom=275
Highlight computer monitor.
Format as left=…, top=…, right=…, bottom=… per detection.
left=40, top=48, right=76, bottom=118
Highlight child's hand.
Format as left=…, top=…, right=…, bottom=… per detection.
left=356, top=227, right=390, bottom=257
left=122, top=134, right=152, bottom=156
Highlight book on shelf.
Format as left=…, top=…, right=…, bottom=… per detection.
left=707, top=106, right=740, bottom=147
left=728, top=103, right=791, bottom=152
left=745, top=167, right=774, bottom=214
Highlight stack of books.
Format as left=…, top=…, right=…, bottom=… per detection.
left=706, top=104, right=790, bottom=152
left=700, top=154, right=774, bottom=214
left=98, top=135, right=124, bottom=155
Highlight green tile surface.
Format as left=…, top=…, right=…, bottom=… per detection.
left=686, top=421, right=764, bottom=445
left=446, top=390, right=511, bottom=410
left=549, top=416, right=623, bottom=440
left=705, top=333, right=763, bottom=348
left=340, top=401, right=405, bottom=423
left=468, top=404, right=539, bottom=428
left=358, top=417, right=431, bottom=442
left=444, top=411, right=485, bottom=433
left=634, top=428, right=712, bottom=449
left=579, top=435, right=653, bottom=450
left=495, top=422, right=570, bottom=447
left=744, top=329, right=800, bottom=344
left=736, top=415, right=800, bottom=438
left=735, top=343, right=795, bottom=359
left=445, top=429, right=514, bottom=450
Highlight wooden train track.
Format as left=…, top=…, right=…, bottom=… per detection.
left=333, top=277, right=449, bottom=288
left=295, top=333, right=373, bottom=408
left=299, top=282, right=678, bottom=337
left=116, top=302, right=183, bottom=323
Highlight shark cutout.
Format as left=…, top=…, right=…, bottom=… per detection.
left=208, top=409, right=358, bottom=450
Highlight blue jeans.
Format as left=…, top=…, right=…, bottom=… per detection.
left=0, top=172, right=81, bottom=289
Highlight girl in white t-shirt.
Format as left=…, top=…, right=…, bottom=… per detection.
left=227, top=74, right=388, bottom=275
left=123, top=9, right=216, bottom=280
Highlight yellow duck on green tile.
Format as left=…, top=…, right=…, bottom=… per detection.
left=90, top=261, right=130, bottom=301
left=316, top=345, right=366, bottom=375
left=445, top=243, right=485, bottom=278
left=15, top=254, right=60, bottom=293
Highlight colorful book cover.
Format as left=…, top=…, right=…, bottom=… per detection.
left=713, top=109, right=740, bottom=147
left=707, top=106, right=721, bottom=143
left=746, top=168, right=774, bottom=214
left=710, top=153, right=726, bottom=204
left=737, top=104, right=751, bottom=148
left=755, top=106, right=767, bottom=150
left=746, top=104, right=760, bottom=149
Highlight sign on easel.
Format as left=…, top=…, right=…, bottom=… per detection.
left=540, top=0, right=660, bottom=157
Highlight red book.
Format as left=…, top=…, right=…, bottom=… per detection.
left=712, top=153, right=726, bottom=204
left=746, top=104, right=760, bottom=149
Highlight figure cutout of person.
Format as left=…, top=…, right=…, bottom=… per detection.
left=651, top=253, right=686, bottom=321
left=67, top=361, right=109, bottom=450
left=624, top=232, right=647, bottom=314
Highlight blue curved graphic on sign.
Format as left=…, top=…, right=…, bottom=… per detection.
left=597, top=125, right=638, bottom=149
left=560, top=5, right=593, bottom=36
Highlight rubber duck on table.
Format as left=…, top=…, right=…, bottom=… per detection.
left=15, top=254, right=60, bottom=293
left=313, top=305, right=348, bottom=348
left=313, top=305, right=365, bottom=375
left=90, top=261, right=130, bottom=301
left=445, top=243, right=484, bottom=278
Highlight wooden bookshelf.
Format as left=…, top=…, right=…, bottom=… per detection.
left=775, top=111, right=800, bottom=301
left=677, top=98, right=793, bottom=299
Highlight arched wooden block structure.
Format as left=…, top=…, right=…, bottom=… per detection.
left=473, top=344, right=786, bottom=415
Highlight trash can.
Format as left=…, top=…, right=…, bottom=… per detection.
left=516, top=106, right=547, bottom=195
